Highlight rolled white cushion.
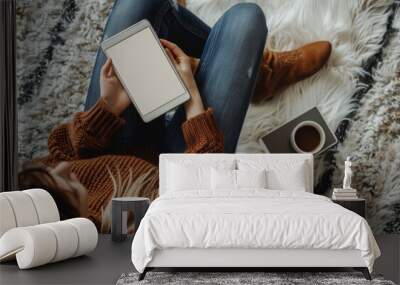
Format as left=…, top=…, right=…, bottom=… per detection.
left=65, top=218, right=98, bottom=257
left=0, top=196, right=17, bottom=237
left=42, top=222, right=79, bottom=262
left=0, top=189, right=60, bottom=239
left=0, top=226, right=57, bottom=269
left=1, top=191, right=39, bottom=227
left=24, top=189, right=59, bottom=224
left=0, top=218, right=98, bottom=269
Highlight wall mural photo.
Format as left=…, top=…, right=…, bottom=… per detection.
left=15, top=0, right=400, bottom=234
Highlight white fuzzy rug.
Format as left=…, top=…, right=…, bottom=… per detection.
left=184, top=0, right=393, bottom=184
left=185, top=0, right=391, bottom=148
left=16, top=0, right=399, bottom=232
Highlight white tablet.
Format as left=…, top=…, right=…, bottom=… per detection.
left=101, top=20, right=190, bottom=122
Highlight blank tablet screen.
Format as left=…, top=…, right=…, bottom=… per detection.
left=106, top=27, right=186, bottom=115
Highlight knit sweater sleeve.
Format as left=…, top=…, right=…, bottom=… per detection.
left=47, top=98, right=125, bottom=161
left=181, top=108, right=224, bottom=153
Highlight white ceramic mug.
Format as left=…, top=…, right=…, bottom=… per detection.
left=290, top=120, right=326, bottom=154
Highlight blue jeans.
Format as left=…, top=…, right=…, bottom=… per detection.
left=85, top=0, right=267, bottom=153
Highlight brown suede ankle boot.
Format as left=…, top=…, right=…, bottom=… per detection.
left=252, top=41, right=332, bottom=103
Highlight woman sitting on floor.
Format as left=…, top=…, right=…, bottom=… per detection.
left=18, top=0, right=331, bottom=232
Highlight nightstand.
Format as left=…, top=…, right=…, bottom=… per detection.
left=332, top=198, right=366, bottom=218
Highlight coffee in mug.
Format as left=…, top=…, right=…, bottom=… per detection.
left=290, top=121, right=325, bottom=154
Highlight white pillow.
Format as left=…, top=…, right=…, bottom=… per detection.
left=167, top=160, right=235, bottom=191
left=266, top=167, right=307, bottom=191
left=238, top=159, right=308, bottom=192
left=167, top=163, right=210, bottom=191
left=211, top=168, right=236, bottom=190
left=211, top=169, right=267, bottom=190
left=236, top=169, right=267, bottom=189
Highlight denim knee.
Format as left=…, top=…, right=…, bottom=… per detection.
left=103, top=0, right=172, bottom=38
left=223, top=3, right=267, bottom=39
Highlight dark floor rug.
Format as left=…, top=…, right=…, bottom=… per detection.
left=116, top=272, right=395, bottom=285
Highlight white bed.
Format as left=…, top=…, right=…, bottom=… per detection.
left=131, top=154, right=380, bottom=280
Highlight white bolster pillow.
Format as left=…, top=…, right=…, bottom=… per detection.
left=65, top=218, right=98, bottom=257
left=24, top=189, right=60, bottom=224
left=0, top=189, right=60, bottom=237
left=0, top=196, right=17, bottom=237
left=0, top=218, right=98, bottom=269
left=1, top=191, right=40, bottom=227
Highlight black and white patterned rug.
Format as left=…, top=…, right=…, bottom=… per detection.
left=16, top=0, right=400, bottom=233
left=116, top=272, right=395, bottom=285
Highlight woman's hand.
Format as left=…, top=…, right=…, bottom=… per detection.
left=100, top=58, right=131, bottom=116
left=160, top=39, right=205, bottom=119
left=47, top=162, right=88, bottom=219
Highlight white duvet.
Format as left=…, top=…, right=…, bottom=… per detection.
left=131, top=190, right=380, bottom=272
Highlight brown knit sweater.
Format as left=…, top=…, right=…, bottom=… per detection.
left=36, top=98, right=224, bottom=227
